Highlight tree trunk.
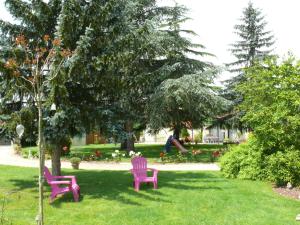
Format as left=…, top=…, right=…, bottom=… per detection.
left=119, top=121, right=135, bottom=151
left=126, top=137, right=135, bottom=151
left=51, top=144, right=61, bottom=176
left=120, top=140, right=127, bottom=150
left=125, top=120, right=135, bottom=151
left=173, top=126, right=181, bottom=140
left=37, top=94, right=45, bottom=225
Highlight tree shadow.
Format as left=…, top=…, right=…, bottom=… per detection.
left=8, top=169, right=229, bottom=207
left=9, top=176, right=39, bottom=192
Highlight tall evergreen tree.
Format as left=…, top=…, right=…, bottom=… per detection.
left=1, top=0, right=213, bottom=172
left=228, top=1, right=275, bottom=75
left=57, top=1, right=212, bottom=150
left=222, top=1, right=275, bottom=127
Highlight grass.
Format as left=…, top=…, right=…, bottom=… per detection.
left=0, top=165, right=299, bottom=225
left=22, top=143, right=225, bottom=163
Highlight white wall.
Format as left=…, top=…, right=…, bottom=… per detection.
left=71, top=134, right=86, bottom=146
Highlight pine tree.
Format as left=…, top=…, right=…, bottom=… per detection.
left=222, top=1, right=275, bottom=127
left=228, top=1, right=275, bottom=75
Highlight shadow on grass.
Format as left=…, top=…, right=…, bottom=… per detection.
left=8, top=170, right=228, bottom=207
left=9, top=176, right=39, bottom=191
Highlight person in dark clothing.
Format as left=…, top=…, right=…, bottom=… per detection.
left=164, top=135, right=174, bottom=153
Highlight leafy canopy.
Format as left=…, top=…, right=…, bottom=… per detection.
left=238, top=56, right=300, bottom=151
left=147, top=70, right=229, bottom=132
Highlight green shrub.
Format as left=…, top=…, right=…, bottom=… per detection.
left=70, top=157, right=81, bottom=169
left=70, top=157, right=81, bottom=164
left=221, top=135, right=300, bottom=186
left=220, top=136, right=266, bottom=180
left=180, top=128, right=190, bottom=139
left=194, top=132, right=202, bottom=144
left=266, top=149, right=300, bottom=187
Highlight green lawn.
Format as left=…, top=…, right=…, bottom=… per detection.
left=0, top=165, right=299, bottom=225
left=22, top=143, right=225, bottom=163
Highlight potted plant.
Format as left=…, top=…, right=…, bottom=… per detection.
left=70, top=157, right=81, bottom=169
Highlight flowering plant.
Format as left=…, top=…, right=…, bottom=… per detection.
left=209, top=150, right=221, bottom=162
left=95, top=150, right=102, bottom=158
left=129, top=151, right=142, bottom=158
left=192, top=150, right=202, bottom=155
left=159, top=152, right=166, bottom=162
left=111, top=150, right=126, bottom=162
left=212, top=151, right=220, bottom=158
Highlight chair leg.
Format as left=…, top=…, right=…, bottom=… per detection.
left=72, top=185, right=80, bottom=202
left=134, top=181, right=140, bottom=191
left=73, top=190, right=79, bottom=202
left=50, top=194, right=56, bottom=203
left=154, top=181, right=158, bottom=189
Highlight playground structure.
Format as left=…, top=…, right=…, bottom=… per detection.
left=165, top=135, right=188, bottom=154
left=172, top=138, right=188, bottom=153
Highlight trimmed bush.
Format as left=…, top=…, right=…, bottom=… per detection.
left=194, top=132, right=202, bottom=144
left=70, top=157, right=81, bottom=169
left=266, top=149, right=300, bottom=186
left=220, top=137, right=266, bottom=180
left=221, top=135, right=300, bottom=186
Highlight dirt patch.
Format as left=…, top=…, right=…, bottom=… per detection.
left=273, top=186, right=300, bottom=200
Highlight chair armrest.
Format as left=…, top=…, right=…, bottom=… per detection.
left=147, top=168, right=158, bottom=172
left=49, top=180, right=71, bottom=185
left=147, top=168, right=158, bottom=176
left=52, top=176, right=75, bottom=179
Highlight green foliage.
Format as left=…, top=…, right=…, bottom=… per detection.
left=221, top=135, right=300, bottom=186
left=222, top=2, right=276, bottom=127
left=220, top=136, right=266, bottom=180
left=148, top=71, right=228, bottom=132
left=0, top=107, right=37, bottom=146
left=1, top=0, right=215, bottom=150
left=228, top=2, right=275, bottom=73
left=239, top=57, right=300, bottom=151
left=23, top=143, right=224, bottom=163
left=70, top=157, right=81, bottom=164
left=180, top=128, right=189, bottom=138
left=194, top=132, right=202, bottom=144
left=266, top=149, right=300, bottom=186
left=222, top=56, right=300, bottom=186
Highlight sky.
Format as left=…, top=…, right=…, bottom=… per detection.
left=0, top=0, right=300, bottom=82
left=158, top=0, right=300, bottom=81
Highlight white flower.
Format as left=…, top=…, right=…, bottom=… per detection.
left=112, top=153, right=116, bottom=158
left=137, top=152, right=141, bottom=156
left=129, top=151, right=135, bottom=156
left=115, top=150, right=119, bottom=153
left=122, top=154, right=125, bottom=157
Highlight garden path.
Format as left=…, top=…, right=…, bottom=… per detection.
left=0, top=145, right=220, bottom=171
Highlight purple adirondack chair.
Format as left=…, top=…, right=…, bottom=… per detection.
left=44, top=166, right=80, bottom=202
left=130, top=156, right=158, bottom=191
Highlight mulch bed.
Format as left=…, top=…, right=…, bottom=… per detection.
left=273, top=186, right=300, bottom=200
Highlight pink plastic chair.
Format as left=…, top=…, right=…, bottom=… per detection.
left=44, top=166, right=80, bottom=202
left=130, top=157, right=158, bottom=191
